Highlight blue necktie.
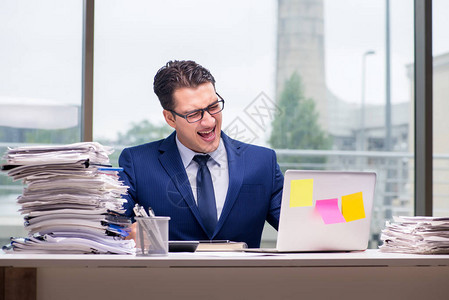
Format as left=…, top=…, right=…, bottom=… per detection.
left=193, top=154, right=217, bottom=237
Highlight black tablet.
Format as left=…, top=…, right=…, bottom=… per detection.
left=168, top=241, right=200, bottom=252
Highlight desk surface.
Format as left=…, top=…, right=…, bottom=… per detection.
left=2, top=249, right=449, bottom=268
left=2, top=249, right=449, bottom=300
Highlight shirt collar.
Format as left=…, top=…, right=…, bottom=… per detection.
left=175, top=134, right=225, bottom=169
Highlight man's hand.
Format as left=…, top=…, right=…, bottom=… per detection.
left=125, top=222, right=137, bottom=241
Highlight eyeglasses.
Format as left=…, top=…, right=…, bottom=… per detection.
left=169, top=93, right=225, bottom=123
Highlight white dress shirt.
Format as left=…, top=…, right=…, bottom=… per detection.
left=175, top=135, right=229, bottom=220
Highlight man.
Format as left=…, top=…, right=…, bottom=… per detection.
left=119, top=60, right=283, bottom=248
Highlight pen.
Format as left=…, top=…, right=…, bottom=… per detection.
left=147, top=207, right=163, bottom=247
left=133, top=205, right=146, bottom=253
left=97, top=167, right=124, bottom=172
left=148, top=207, right=156, bottom=217
left=84, top=160, right=113, bottom=168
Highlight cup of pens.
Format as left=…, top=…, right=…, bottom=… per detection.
left=135, top=216, right=170, bottom=256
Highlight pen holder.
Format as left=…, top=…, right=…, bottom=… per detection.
left=135, top=216, right=170, bottom=256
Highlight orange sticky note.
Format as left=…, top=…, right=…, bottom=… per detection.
left=290, top=179, right=313, bottom=207
left=341, top=192, right=365, bottom=222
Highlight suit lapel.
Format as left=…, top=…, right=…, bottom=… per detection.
left=158, top=132, right=207, bottom=233
left=213, top=133, right=244, bottom=236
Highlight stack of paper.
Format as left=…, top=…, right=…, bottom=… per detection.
left=1, top=142, right=135, bottom=254
left=379, top=216, right=449, bottom=254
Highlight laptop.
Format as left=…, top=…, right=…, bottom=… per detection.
left=247, top=170, right=376, bottom=252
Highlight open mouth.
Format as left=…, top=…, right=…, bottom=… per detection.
left=197, top=126, right=216, bottom=142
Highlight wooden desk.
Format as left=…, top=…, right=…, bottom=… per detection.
left=1, top=249, right=449, bottom=300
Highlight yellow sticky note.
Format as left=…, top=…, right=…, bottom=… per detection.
left=290, top=179, right=313, bottom=207
left=341, top=192, right=365, bottom=222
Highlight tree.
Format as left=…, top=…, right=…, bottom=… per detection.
left=0, top=126, right=79, bottom=144
left=94, top=120, right=173, bottom=167
left=269, top=72, right=331, bottom=169
left=115, top=120, right=173, bottom=146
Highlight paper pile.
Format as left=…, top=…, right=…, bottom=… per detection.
left=379, top=216, right=449, bottom=254
left=1, top=142, right=135, bottom=254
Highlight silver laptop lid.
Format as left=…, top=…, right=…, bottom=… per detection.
left=276, top=170, right=376, bottom=252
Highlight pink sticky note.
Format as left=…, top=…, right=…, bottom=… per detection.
left=315, top=198, right=346, bottom=224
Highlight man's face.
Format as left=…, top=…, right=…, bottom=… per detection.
left=163, top=82, right=222, bottom=153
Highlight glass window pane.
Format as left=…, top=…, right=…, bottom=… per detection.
left=94, top=0, right=414, bottom=248
left=433, top=0, right=449, bottom=217
left=93, top=0, right=277, bottom=162
left=94, top=0, right=278, bottom=246
left=0, top=0, right=83, bottom=246
left=278, top=0, right=414, bottom=247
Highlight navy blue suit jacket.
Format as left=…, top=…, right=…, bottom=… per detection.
left=118, top=131, right=283, bottom=248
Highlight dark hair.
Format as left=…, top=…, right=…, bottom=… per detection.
left=153, top=60, right=216, bottom=111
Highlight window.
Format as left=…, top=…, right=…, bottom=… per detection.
left=0, top=0, right=83, bottom=245
left=0, top=0, right=437, bottom=249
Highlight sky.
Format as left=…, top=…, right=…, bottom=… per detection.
left=1, top=0, right=449, bottom=141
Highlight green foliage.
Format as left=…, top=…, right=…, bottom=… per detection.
left=0, top=173, right=21, bottom=196
left=115, top=120, right=173, bottom=146
left=269, top=72, right=331, bottom=169
left=0, top=126, right=79, bottom=197
left=0, top=127, right=79, bottom=144
left=24, top=127, right=80, bottom=144
left=95, top=120, right=173, bottom=167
